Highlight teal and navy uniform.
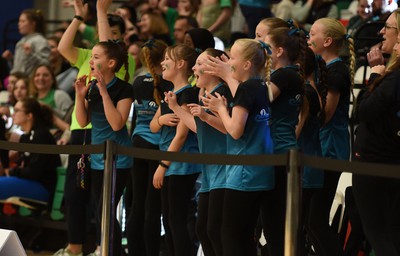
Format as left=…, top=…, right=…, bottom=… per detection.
left=196, top=83, right=231, bottom=192
left=320, top=58, right=350, bottom=160
left=298, top=82, right=324, bottom=188
left=225, top=78, right=274, bottom=191
left=87, top=77, right=133, bottom=170
left=270, top=66, right=303, bottom=154
left=132, top=73, right=173, bottom=144
left=159, top=85, right=201, bottom=176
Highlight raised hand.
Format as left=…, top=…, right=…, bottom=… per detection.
left=204, top=54, right=231, bottom=82
left=187, top=103, right=207, bottom=120
left=367, top=47, right=385, bottom=67
left=201, top=92, right=227, bottom=113
left=73, top=0, right=87, bottom=17
left=74, top=75, right=89, bottom=99
left=165, top=91, right=178, bottom=109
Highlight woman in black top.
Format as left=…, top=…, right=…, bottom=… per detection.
left=352, top=52, right=400, bottom=255
left=0, top=97, right=60, bottom=203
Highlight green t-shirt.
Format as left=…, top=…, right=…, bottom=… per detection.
left=82, top=25, right=97, bottom=48
left=166, top=7, right=179, bottom=44
left=70, top=47, right=136, bottom=131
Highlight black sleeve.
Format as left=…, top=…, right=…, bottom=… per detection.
left=271, top=69, right=292, bottom=93
left=10, top=130, right=59, bottom=181
left=233, top=81, right=253, bottom=111
left=178, top=87, right=199, bottom=105
left=358, top=72, right=399, bottom=122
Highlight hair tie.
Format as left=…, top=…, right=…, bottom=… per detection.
left=195, top=48, right=203, bottom=54
left=258, top=40, right=272, bottom=55
left=107, top=39, right=121, bottom=44
left=288, top=28, right=309, bottom=37
left=287, top=19, right=295, bottom=29
left=142, top=39, right=157, bottom=49
left=344, top=34, right=351, bottom=40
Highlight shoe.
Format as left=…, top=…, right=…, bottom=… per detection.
left=53, top=248, right=83, bottom=256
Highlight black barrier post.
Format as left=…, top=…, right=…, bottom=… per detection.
left=101, top=140, right=116, bottom=256
left=285, top=149, right=302, bottom=256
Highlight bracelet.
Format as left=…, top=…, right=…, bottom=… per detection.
left=157, top=116, right=162, bottom=126
left=74, top=15, right=84, bottom=21
left=159, top=161, right=169, bottom=169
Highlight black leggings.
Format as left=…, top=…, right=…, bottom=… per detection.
left=196, top=189, right=225, bottom=256
left=307, top=171, right=343, bottom=256
left=91, top=168, right=129, bottom=256
left=161, top=173, right=199, bottom=256
left=261, top=166, right=286, bottom=256
left=221, top=189, right=264, bottom=256
left=301, top=188, right=323, bottom=256
left=127, top=135, right=161, bottom=256
left=353, top=174, right=400, bottom=256
left=64, top=129, right=92, bottom=244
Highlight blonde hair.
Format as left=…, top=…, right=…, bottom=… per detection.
left=258, top=17, right=288, bottom=31
left=317, top=18, right=355, bottom=88
left=165, top=44, right=199, bottom=78
left=234, top=39, right=269, bottom=79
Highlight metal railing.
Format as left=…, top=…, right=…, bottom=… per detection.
left=0, top=140, right=399, bottom=256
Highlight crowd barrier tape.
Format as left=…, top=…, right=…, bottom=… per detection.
left=0, top=140, right=398, bottom=178
left=0, top=140, right=399, bottom=256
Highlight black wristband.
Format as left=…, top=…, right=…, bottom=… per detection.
left=74, top=15, right=84, bottom=21
left=159, top=161, right=169, bottom=169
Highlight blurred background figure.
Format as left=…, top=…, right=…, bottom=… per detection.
left=2, top=9, right=50, bottom=77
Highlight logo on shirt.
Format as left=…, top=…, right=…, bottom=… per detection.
left=289, top=94, right=302, bottom=106
left=255, top=108, right=270, bottom=122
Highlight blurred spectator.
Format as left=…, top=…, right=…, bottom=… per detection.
left=5, top=77, right=31, bottom=163
left=370, top=0, right=392, bottom=21
left=173, top=16, right=199, bottom=43
left=1, top=71, right=27, bottom=107
left=158, top=0, right=199, bottom=42
left=29, top=64, right=72, bottom=138
left=0, top=97, right=61, bottom=204
left=137, top=11, right=172, bottom=45
left=292, top=0, right=338, bottom=31
left=238, top=0, right=273, bottom=38
left=197, top=0, right=232, bottom=44
left=347, top=0, right=373, bottom=35
left=29, top=64, right=73, bottom=120
left=2, top=9, right=50, bottom=77
left=47, top=36, right=78, bottom=98
left=272, top=0, right=296, bottom=20
left=128, top=40, right=148, bottom=82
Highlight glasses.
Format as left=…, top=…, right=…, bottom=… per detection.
left=384, top=23, right=398, bottom=30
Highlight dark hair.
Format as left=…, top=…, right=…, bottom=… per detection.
left=176, top=16, right=199, bottom=29
left=20, top=97, right=53, bottom=129
left=165, top=44, right=199, bottom=77
left=11, top=77, right=30, bottom=105
left=119, top=3, right=137, bottom=23
left=108, top=14, right=126, bottom=35
left=21, top=9, right=46, bottom=35
left=185, top=28, right=215, bottom=51
left=96, top=40, right=130, bottom=82
left=140, top=40, right=168, bottom=105
left=305, top=47, right=328, bottom=124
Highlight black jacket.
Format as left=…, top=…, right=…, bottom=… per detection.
left=354, top=70, right=400, bottom=163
